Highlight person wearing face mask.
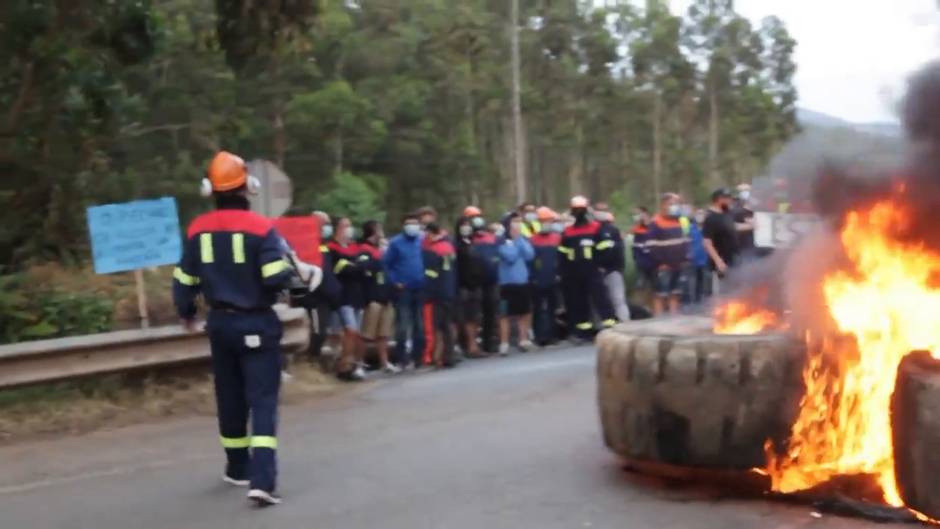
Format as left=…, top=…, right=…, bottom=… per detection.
left=593, top=202, right=631, bottom=323
left=516, top=202, right=541, bottom=238
left=421, top=223, right=459, bottom=367
left=358, top=221, right=401, bottom=374
left=558, top=196, right=617, bottom=343
left=497, top=215, right=535, bottom=355
left=455, top=207, right=498, bottom=357
left=309, top=211, right=343, bottom=361
left=688, top=208, right=710, bottom=303
left=383, top=214, right=427, bottom=368
left=702, top=188, right=739, bottom=296
left=647, top=193, right=691, bottom=316
left=529, top=207, right=562, bottom=346
left=327, top=217, right=367, bottom=381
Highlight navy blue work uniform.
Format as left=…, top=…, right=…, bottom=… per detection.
left=173, top=208, right=293, bottom=494
left=529, top=230, right=561, bottom=345
left=558, top=220, right=616, bottom=339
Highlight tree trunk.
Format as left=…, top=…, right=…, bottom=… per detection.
left=334, top=132, right=344, bottom=175
left=708, top=83, right=720, bottom=188
left=510, top=0, right=527, bottom=204
left=652, top=91, right=662, bottom=200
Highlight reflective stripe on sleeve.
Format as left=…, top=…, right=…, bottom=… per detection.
left=200, top=233, right=214, bottom=263
left=261, top=259, right=289, bottom=278
left=425, top=269, right=439, bottom=278
left=558, top=247, right=575, bottom=260
left=596, top=240, right=615, bottom=250
left=334, top=259, right=351, bottom=274
left=602, top=319, right=617, bottom=328
left=173, top=267, right=200, bottom=286
left=251, top=436, right=278, bottom=449
left=220, top=436, right=250, bottom=449
left=232, top=233, right=245, bottom=264
left=576, top=322, right=593, bottom=330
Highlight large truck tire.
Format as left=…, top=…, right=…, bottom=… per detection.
left=892, top=351, right=940, bottom=520
left=596, top=316, right=804, bottom=470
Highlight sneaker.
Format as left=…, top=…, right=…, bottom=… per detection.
left=383, top=363, right=402, bottom=374
left=222, top=475, right=250, bottom=487
left=248, top=489, right=282, bottom=507
left=518, top=340, right=533, bottom=353
left=351, top=365, right=367, bottom=380
left=499, top=343, right=510, bottom=356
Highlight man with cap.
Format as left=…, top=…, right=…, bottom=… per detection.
left=558, top=196, right=617, bottom=342
left=702, top=188, right=739, bottom=296
left=173, top=151, right=295, bottom=506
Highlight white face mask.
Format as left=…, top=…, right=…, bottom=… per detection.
left=471, top=217, right=485, bottom=229
left=343, top=226, right=355, bottom=240
left=552, top=222, right=564, bottom=233
left=321, top=225, right=334, bottom=239
left=459, top=225, right=473, bottom=237
left=403, top=224, right=421, bottom=237
left=493, top=226, right=506, bottom=238
left=667, top=204, right=681, bottom=217
left=524, top=212, right=537, bottom=223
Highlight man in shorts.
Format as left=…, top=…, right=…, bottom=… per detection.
left=497, top=215, right=535, bottom=354
left=647, top=193, right=691, bottom=316
left=358, top=220, right=401, bottom=374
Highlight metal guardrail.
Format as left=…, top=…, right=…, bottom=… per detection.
left=0, top=305, right=310, bottom=389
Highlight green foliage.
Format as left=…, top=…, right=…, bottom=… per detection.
left=0, top=274, right=113, bottom=344
left=306, top=172, right=386, bottom=225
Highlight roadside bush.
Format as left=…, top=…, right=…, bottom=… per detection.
left=0, top=273, right=114, bottom=343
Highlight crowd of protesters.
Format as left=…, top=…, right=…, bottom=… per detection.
left=306, top=186, right=755, bottom=381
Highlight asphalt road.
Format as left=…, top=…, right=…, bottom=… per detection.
left=0, top=346, right=902, bottom=529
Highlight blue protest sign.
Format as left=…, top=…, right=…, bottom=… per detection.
left=87, top=197, right=182, bottom=274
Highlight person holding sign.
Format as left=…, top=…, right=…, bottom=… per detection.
left=173, top=151, right=294, bottom=507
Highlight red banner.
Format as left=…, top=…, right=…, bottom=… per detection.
left=274, top=216, right=322, bottom=266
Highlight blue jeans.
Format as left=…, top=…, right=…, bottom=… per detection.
left=394, top=288, right=425, bottom=366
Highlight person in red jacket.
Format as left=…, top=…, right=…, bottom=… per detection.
left=327, top=217, right=366, bottom=381
left=421, top=224, right=459, bottom=367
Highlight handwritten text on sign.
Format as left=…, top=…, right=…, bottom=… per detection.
left=87, top=198, right=182, bottom=274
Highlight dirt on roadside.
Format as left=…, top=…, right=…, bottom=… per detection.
left=0, top=362, right=340, bottom=444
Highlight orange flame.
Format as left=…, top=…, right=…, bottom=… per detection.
left=765, top=200, right=940, bottom=508
left=714, top=300, right=779, bottom=335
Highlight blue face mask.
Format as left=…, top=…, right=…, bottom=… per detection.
left=403, top=224, right=421, bottom=238
left=552, top=222, right=564, bottom=233
left=471, top=217, right=485, bottom=229
left=321, top=225, right=334, bottom=239
left=667, top=204, right=681, bottom=217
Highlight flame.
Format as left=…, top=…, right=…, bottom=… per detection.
left=714, top=300, right=779, bottom=335
left=765, top=200, right=940, bottom=507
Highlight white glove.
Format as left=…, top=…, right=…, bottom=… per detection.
left=289, top=253, right=323, bottom=292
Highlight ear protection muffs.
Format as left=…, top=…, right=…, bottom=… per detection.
left=200, top=177, right=213, bottom=198
left=246, top=174, right=261, bottom=195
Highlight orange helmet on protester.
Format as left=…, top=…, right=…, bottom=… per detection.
left=207, top=151, right=248, bottom=192
left=536, top=206, right=558, bottom=221
left=463, top=206, right=483, bottom=217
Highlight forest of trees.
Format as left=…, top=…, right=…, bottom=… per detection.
left=0, top=0, right=798, bottom=269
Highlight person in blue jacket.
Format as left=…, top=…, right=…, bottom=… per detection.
left=689, top=208, right=711, bottom=303
left=383, top=214, right=426, bottom=368
left=529, top=207, right=562, bottom=346
left=497, top=215, right=535, bottom=355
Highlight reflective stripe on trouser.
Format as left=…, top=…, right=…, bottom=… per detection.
left=207, top=309, right=282, bottom=493
left=562, top=270, right=616, bottom=338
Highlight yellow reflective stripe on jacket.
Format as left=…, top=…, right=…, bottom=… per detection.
left=679, top=216, right=690, bottom=236
left=602, top=319, right=617, bottom=328
left=377, top=271, right=385, bottom=285
left=576, top=322, right=593, bottom=330
left=334, top=259, right=352, bottom=274
left=173, top=267, right=200, bottom=286
left=251, top=436, right=278, bottom=449
left=425, top=269, right=439, bottom=278
left=319, top=244, right=329, bottom=252
left=220, top=436, right=250, bottom=449
left=596, top=240, right=615, bottom=251
left=583, top=247, right=593, bottom=260
left=200, top=233, right=214, bottom=263
left=261, top=259, right=289, bottom=278
left=558, top=247, right=575, bottom=260
left=231, top=233, right=245, bottom=264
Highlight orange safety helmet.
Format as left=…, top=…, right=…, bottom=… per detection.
left=208, top=151, right=248, bottom=191
left=463, top=205, right=483, bottom=217
left=570, top=195, right=589, bottom=209
left=536, top=206, right=558, bottom=221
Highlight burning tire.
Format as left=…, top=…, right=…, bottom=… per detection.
left=596, top=316, right=804, bottom=470
left=892, top=351, right=940, bottom=520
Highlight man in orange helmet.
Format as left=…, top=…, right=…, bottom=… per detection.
left=173, top=151, right=294, bottom=507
